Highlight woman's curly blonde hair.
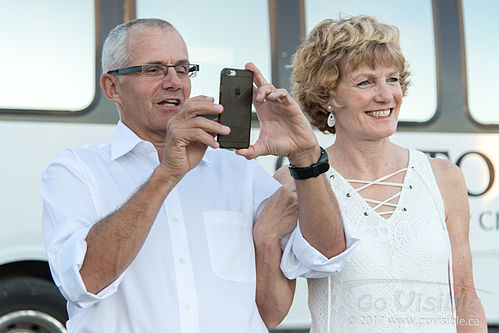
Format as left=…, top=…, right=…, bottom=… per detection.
left=291, top=15, right=411, bottom=134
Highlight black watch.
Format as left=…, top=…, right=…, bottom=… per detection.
left=288, top=147, right=330, bottom=180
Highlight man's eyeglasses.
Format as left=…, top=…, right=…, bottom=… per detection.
left=107, top=64, right=199, bottom=79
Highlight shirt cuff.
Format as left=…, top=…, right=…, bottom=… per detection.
left=280, top=219, right=360, bottom=279
left=50, top=224, right=124, bottom=308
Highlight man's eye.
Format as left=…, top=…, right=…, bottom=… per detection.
left=176, top=66, right=188, bottom=75
left=144, top=66, right=162, bottom=74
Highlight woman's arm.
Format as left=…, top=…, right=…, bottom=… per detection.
left=431, top=158, right=487, bottom=332
left=254, top=166, right=297, bottom=329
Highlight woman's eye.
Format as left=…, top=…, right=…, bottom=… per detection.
left=388, top=77, right=400, bottom=83
left=356, top=80, right=370, bottom=87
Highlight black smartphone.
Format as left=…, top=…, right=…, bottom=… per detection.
left=217, top=68, right=253, bottom=149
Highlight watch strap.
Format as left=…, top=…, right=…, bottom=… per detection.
left=288, top=147, right=330, bottom=180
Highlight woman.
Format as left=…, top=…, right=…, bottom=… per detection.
left=255, top=16, right=486, bottom=332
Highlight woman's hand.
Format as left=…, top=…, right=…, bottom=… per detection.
left=236, top=62, right=319, bottom=166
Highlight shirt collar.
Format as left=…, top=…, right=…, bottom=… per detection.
left=110, top=121, right=213, bottom=165
left=111, top=121, right=144, bottom=160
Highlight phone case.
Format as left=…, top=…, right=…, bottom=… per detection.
left=217, top=68, right=253, bottom=149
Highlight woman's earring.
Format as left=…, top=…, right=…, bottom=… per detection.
left=327, top=112, right=335, bottom=127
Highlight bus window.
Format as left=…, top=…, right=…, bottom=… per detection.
left=0, top=0, right=95, bottom=112
left=136, top=0, right=271, bottom=102
left=462, top=0, right=499, bottom=125
left=304, top=0, right=437, bottom=123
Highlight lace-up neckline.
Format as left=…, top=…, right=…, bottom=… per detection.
left=329, top=157, right=415, bottom=220
left=344, top=167, right=410, bottom=217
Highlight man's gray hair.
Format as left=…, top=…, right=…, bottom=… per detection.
left=101, top=18, right=177, bottom=74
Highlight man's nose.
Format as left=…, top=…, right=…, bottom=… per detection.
left=160, top=67, right=182, bottom=89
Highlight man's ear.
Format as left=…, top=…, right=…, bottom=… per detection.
left=100, top=73, right=122, bottom=104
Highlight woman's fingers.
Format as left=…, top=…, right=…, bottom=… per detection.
left=236, top=143, right=265, bottom=160
left=266, top=88, right=292, bottom=105
left=245, top=63, right=294, bottom=106
left=245, top=62, right=268, bottom=87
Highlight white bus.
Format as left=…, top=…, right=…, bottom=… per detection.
left=0, top=0, right=498, bottom=331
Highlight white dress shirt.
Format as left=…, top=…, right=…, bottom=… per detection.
left=41, top=121, right=358, bottom=333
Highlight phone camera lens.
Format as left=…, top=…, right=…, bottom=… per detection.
left=227, top=70, right=236, bottom=76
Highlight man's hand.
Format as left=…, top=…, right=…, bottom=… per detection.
left=159, top=96, right=230, bottom=181
left=236, top=63, right=319, bottom=166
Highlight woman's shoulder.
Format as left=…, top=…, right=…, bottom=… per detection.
left=428, top=156, right=467, bottom=218
left=428, top=156, right=465, bottom=187
left=407, top=147, right=463, bottom=186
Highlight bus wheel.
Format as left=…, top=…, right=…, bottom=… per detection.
left=0, top=277, right=67, bottom=333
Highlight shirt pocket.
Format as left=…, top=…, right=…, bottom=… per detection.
left=203, top=210, right=255, bottom=283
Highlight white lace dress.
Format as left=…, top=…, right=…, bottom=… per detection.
left=308, top=149, right=457, bottom=333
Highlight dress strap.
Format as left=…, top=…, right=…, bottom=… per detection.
left=409, top=151, right=456, bottom=317
left=327, top=276, right=331, bottom=333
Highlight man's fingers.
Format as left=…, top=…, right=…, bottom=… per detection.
left=167, top=116, right=230, bottom=150
left=175, top=96, right=223, bottom=121
left=167, top=115, right=230, bottom=141
left=178, top=116, right=230, bottom=136
left=186, top=102, right=223, bottom=120
left=189, top=95, right=215, bottom=103
left=172, top=128, right=221, bottom=149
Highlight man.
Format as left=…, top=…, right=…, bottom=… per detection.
left=41, top=18, right=357, bottom=332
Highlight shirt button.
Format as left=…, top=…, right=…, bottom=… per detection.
left=172, top=217, right=178, bottom=223
left=179, top=258, right=185, bottom=264
left=185, top=304, right=191, bottom=311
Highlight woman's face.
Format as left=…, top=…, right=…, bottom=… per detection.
left=332, top=62, right=403, bottom=142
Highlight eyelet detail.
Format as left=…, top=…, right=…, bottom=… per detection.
left=346, top=193, right=351, bottom=198
left=330, top=174, right=335, bottom=179
left=408, top=185, right=413, bottom=189
left=364, top=212, right=369, bottom=216
left=402, top=207, right=407, bottom=212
